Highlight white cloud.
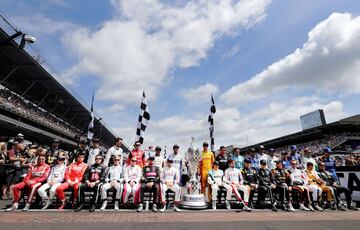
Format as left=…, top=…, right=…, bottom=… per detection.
left=114, top=96, right=345, bottom=150
left=62, top=0, right=271, bottom=104
left=11, top=14, right=78, bottom=36
left=180, top=83, right=219, bottom=105
left=221, top=12, right=360, bottom=106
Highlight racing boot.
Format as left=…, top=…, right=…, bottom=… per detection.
left=152, top=204, right=158, bottom=212
left=42, top=199, right=52, bottom=210
left=75, top=203, right=84, bottom=212
left=313, top=202, right=323, bottom=211
left=159, top=203, right=166, bottom=213
left=308, top=204, right=315, bottom=212
left=174, top=204, right=181, bottom=212
left=226, top=200, right=231, bottom=210
left=272, top=203, right=278, bottom=212
left=212, top=201, right=217, bottom=210
left=242, top=204, right=252, bottom=212
left=114, top=201, right=119, bottom=210
left=89, top=204, right=96, bottom=212
left=5, top=203, right=18, bottom=212
left=299, top=203, right=309, bottom=211
left=137, top=203, right=143, bottom=212
left=22, top=203, right=30, bottom=211
left=100, top=200, right=108, bottom=210
left=337, top=204, right=346, bottom=211
left=58, top=201, right=66, bottom=210
left=288, top=203, right=295, bottom=212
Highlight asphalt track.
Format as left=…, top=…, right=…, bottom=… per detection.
left=1, top=199, right=360, bottom=230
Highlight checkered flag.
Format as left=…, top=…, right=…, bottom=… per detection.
left=136, top=91, right=150, bottom=144
left=208, top=94, right=216, bottom=151
left=87, top=90, right=95, bottom=145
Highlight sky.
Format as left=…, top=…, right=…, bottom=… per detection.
left=1, top=0, right=360, bottom=151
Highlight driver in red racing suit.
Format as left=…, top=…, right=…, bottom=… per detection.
left=55, top=151, right=87, bottom=209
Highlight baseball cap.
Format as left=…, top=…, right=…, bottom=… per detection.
left=323, top=147, right=332, bottom=153
left=213, top=160, right=220, bottom=165
left=173, top=144, right=179, bottom=149
left=290, top=145, right=297, bottom=150
left=167, top=156, right=174, bottom=162
left=260, top=159, right=267, bottom=165
left=244, top=158, right=252, bottom=163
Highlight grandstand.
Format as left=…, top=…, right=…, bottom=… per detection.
left=0, top=26, right=118, bottom=149
left=240, top=114, right=360, bottom=156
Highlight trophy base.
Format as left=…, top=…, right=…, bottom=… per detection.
left=180, top=194, right=208, bottom=210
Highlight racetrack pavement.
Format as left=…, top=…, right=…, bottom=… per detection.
left=1, top=200, right=360, bottom=230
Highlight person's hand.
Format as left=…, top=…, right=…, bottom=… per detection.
left=271, top=184, right=276, bottom=189
left=68, top=181, right=74, bottom=186
left=48, top=181, right=54, bottom=186
left=288, top=186, right=292, bottom=191
left=130, top=181, right=135, bottom=187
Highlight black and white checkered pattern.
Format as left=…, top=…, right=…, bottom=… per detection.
left=87, top=91, right=94, bottom=144
left=208, top=95, right=216, bottom=151
left=136, top=91, right=150, bottom=144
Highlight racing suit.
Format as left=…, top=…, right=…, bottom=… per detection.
left=140, top=165, right=160, bottom=204
left=208, top=168, right=230, bottom=201
left=55, top=161, right=87, bottom=202
left=289, top=167, right=311, bottom=205
left=100, top=165, right=124, bottom=201
left=318, top=169, right=351, bottom=207
left=257, top=168, right=275, bottom=207
left=320, top=155, right=338, bottom=180
left=216, top=154, right=228, bottom=171
left=153, top=155, right=165, bottom=171
left=127, top=149, right=146, bottom=168
left=12, top=162, right=50, bottom=204
left=160, top=166, right=181, bottom=205
left=242, top=167, right=258, bottom=206
left=86, top=147, right=105, bottom=167
left=78, top=163, right=107, bottom=205
left=104, top=146, right=123, bottom=167
left=169, top=153, right=186, bottom=185
left=123, top=164, right=142, bottom=204
left=38, top=163, right=66, bottom=201
left=223, top=167, right=250, bottom=205
left=199, top=151, right=214, bottom=194
left=272, top=167, right=292, bottom=206
left=302, top=169, right=325, bottom=204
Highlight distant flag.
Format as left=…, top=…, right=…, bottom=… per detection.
left=87, top=90, right=94, bottom=144
left=136, top=91, right=150, bottom=144
left=208, top=94, right=216, bottom=151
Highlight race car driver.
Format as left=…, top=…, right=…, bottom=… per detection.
left=6, top=151, right=50, bottom=211
left=159, top=156, right=181, bottom=212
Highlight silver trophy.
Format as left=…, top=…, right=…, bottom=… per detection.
left=180, top=137, right=208, bottom=209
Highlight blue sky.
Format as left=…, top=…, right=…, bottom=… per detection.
left=1, top=0, right=360, bottom=150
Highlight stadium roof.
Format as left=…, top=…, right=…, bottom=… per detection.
left=0, top=28, right=117, bottom=148
left=240, top=114, right=360, bottom=152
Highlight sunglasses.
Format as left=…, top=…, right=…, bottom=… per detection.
left=114, top=159, right=120, bottom=161
left=131, top=160, right=137, bottom=162
left=135, top=144, right=141, bottom=147
left=291, top=163, right=297, bottom=165
left=95, top=158, right=102, bottom=160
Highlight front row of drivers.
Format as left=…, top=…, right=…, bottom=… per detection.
left=5, top=151, right=356, bottom=212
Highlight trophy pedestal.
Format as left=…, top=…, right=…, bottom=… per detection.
left=180, top=194, right=208, bottom=210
